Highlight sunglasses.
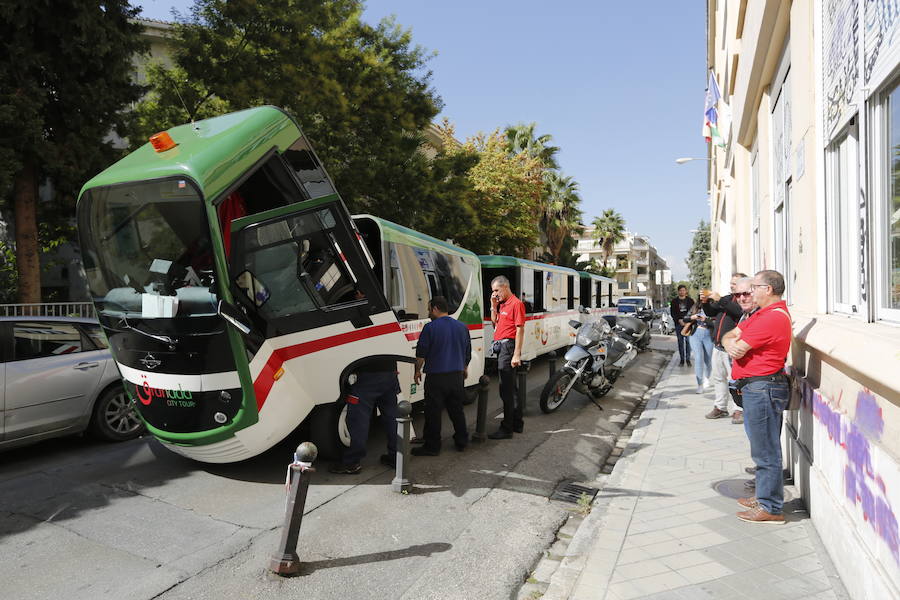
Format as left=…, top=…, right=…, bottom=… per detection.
left=733, top=291, right=753, bottom=298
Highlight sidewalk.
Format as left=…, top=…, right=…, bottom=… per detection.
left=541, top=350, right=850, bottom=600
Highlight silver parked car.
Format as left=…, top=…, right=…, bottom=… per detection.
left=0, top=316, right=143, bottom=451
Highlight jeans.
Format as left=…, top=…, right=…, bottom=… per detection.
left=710, top=347, right=733, bottom=411
left=675, top=326, right=692, bottom=362
left=497, top=339, right=523, bottom=432
left=343, top=371, right=399, bottom=465
left=742, top=379, right=790, bottom=514
left=689, top=327, right=713, bottom=385
left=422, top=371, right=469, bottom=452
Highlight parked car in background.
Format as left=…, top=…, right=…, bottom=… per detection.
left=616, top=296, right=653, bottom=314
left=0, top=316, right=143, bottom=452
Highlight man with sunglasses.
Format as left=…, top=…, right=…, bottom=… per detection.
left=702, top=272, right=748, bottom=423
left=722, top=270, right=792, bottom=525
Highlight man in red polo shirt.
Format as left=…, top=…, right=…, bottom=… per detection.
left=488, top=275, right=526, bottom=439
left=723, top=269, right=792, bottom=524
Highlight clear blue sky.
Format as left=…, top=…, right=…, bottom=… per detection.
left=138, top=0, right=709, bottom=280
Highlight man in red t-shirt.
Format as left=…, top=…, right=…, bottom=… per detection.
left=488, top=275, right=526, bottom=439
left=722, top=269, right=792, bottom=525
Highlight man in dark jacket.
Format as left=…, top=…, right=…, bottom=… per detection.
left=702, top=273, right=748, bottom=423
left=412, top=296, right=471, bottom=455
left=670, top=285, right=694, bottom=366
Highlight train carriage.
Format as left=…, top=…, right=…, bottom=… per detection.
left=577, top=271, right=619, bottom=320
left=76, top=106, right=474, bottom=463
left=479, top=256, right=581, bottom=361
left=353, top=215, right=485, bottom=401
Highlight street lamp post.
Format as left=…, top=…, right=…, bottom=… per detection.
left=674, top=157, right=711, bottom=164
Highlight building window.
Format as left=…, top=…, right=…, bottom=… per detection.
left=771, top=55, right=792, bottom=301
left=751, top=147, right=760, bottom=272
left=826, top=121, right=864, bottom=315
left=875, top=79, right=900, bottom=321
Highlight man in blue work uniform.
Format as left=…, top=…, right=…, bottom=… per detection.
left=330, top=356, right=399, bottom=474
left=412, top=296, right=471, bottom=456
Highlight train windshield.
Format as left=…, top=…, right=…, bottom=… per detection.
left=78, top=178, right=219, bottom=320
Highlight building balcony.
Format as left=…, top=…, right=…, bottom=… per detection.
left=616, top=264, right=632, bottom=272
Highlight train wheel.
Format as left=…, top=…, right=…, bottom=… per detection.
left=309, top=403, right=343, bottom=460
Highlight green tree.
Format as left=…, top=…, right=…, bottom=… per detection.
left=504, top=122, right=560, bottom=169
left=591, top=209, right=627, bottom=267
left=142, top=0, right=440, bottom=219
left=444, top=128, right=544, bottom=255
left=542, top=171, right=583, bottom=264
left=687, top=220, right=711, bottom=290
left=126, top=63, right=232, bottom=146
left=0, top=1, right=146, bottom=302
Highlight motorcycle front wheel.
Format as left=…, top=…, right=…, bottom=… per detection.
left=540, top=369, right=576, bottom=413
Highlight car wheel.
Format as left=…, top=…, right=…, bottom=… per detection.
left=88, top=386, right=144, bottom=442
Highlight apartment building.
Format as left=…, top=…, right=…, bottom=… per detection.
left=706, top=1, right=900, bottom=596
left=575, top=228, right=669, bottom=307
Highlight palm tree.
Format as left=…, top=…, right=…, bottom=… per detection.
left=504, top=122, right=560, bottom=169
left=543, top=171, right=583, bottom=263
left=591, top=209, right=626, bottom=268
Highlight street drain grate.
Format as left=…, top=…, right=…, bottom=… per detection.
left=550, top=482, right=599, bottom=504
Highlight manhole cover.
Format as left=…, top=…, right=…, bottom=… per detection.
left=550, top=482, right=599, bottom=504
left=713, top=478, right=793, bottom=502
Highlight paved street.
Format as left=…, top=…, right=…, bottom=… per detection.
left=536, top=349, right=850, bottom=600
left=0, top=346, right=668, bottom=600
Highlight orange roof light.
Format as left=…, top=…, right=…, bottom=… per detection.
left=149, top=131, right=177, bottom=152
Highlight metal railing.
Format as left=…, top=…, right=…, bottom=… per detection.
left=0, top=302, right=96, bottom=319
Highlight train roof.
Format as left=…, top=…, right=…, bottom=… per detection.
left=353, top=214, right=478, bottom=259
left=79, top=106, right=300, bottom=203
left=577, top=270, right=616, bottom=284
left=478, top=255, right=578, bottom=274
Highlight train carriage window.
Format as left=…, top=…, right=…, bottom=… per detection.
left=388, top=242, right=429, bottom=321
left=234, top=207, right=361, bottom=320
left=433, top=251, right=471, bottom=314
left=284, top=137, right=338, bottom=199
left=532, top=269, right=544, bottom=313
left=520, top=268, right=535, bottom=312
left=567, top=275, right=576, bottom=310
left=483, top=267, right=519, bottom=317
left=580, top=278, right=592, bottom=309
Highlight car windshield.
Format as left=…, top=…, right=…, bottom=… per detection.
left=618, top=298, right=646, bottom=308
left=78, top=178, right=218, bottom=320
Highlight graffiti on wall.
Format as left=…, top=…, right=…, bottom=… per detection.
left=865, top=0, right=900, bottom=83
left=804, top=380, right=899, bottom=562
left=824, top=0, right=859, bottom=135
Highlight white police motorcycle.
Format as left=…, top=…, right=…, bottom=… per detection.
left=539, top=315, right=638, bottom=413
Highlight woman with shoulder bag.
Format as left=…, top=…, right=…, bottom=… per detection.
left=686, top=291, right=714, bottom=394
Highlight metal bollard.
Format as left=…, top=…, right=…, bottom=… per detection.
left=392, top=400, right=412, bottom=493
left=516, top=361, right=531, bottom=412
left=471, top=375, right=491, bottom=443
left=547, top=351, right=557, bottom=377
left=269, top=441, right=318, bottom=577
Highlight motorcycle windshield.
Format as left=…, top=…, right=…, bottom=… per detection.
left=575, top=320, right=609, bottom=347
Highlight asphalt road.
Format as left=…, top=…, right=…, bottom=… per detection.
left=0, top=342, right=670, bottom=600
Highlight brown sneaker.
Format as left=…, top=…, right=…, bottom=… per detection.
left=737, top=497, right=758, bottom=508
left=731, top=410, right=744, bottom=424
left=705, top=407, right=729, bottom=419
left=737, top=505, right=785, bottom=524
